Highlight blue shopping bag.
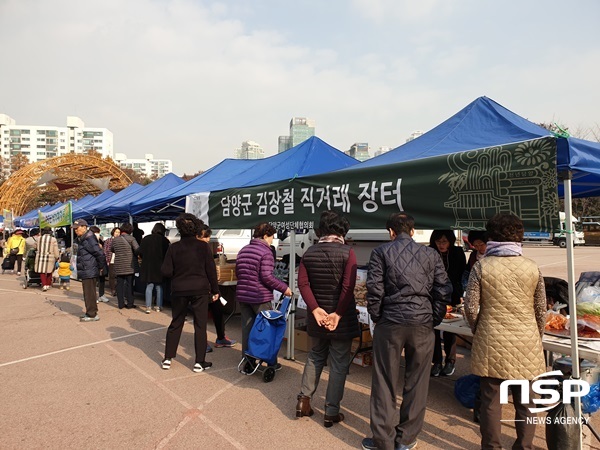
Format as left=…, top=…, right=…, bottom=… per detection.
left=246, top=297, right=291, bottom=366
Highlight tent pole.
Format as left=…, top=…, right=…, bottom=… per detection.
left=286, top=229, right=296, bottom=360
left=564, top=175, right=583, bottom=449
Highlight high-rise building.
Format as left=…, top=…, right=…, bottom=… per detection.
left=0, top=114, right=114, bottom=165
left=235, top=140, right=265, bottom=159
left=346, top=142, right=370, bottom=162
left=278, top=117, right=315, bottom=153
left=114, top=153, right=172, bottom=179
left=406, top=130, right=424, bottom=142
left=374, top=146, right=392, bottom=157
left=278, top=136, right=292, bottom=153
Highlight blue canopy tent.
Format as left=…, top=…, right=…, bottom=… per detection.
left=91, top=173, right=184, bottom=223
left=357, top=96, right=600, bottom=438
left=77, top=183, right=145, bottom=223
left=14, top=203, right=57, bottom=228
left=359, top=96, right=600, bottom=198
left=130, top=136, right=359, bottom=219
left=72, top=190, right=116, bottom=221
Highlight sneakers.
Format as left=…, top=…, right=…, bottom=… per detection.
left=193, top=361, right=212, bottom=373
left=430, top=363, right=443, bottom=377
left=16, top=272, right=21, bottom=276
left=153, top=306, right=161, bottom=312
left=274, top=362, right=282, bottom=371
left=215, top=337, right=237, bottom=348
left=161, top=359, right=171, bottom=370
left=80, top=315, right=100, bottom=322
left=397, top=442, right=417, bottom=450
left=42, top=285, right=49, bottom=291
left=145, top=307, right=152, bottom=314
left=362, top=438, right=378, bottom=450
left=441, top=362, right=455, bottom=376
left=206, top=344, right=213, bottom=353
left=99, top=296, right=109, bottom=303
left=60, top=285, right=64, bottom=290
left=65, top=286, right=70, bottom=291
left=361, top=438, right=417, bottom=450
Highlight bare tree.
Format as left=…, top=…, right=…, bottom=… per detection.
left=181, top=170, right=204, bottom=181
left=10, top=153, right=30, bottom=173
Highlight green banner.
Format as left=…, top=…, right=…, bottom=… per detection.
left=196, top=138, right=559, bottom=232
left=39, top=202, right=73, bottom=228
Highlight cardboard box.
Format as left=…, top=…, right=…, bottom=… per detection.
left=216, top=263, right=237, bottom=283
left=352, top=351, right=373, bottom=367
left=294, top=329, right=311, bottom=352
left=359, top=326, right=373, bottom=344
left=351, top=338, right=373, bottom=353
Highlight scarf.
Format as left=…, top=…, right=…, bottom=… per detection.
left=485, top=241, right=522, bottom=257
left=318, top=235, right=345, bottom=245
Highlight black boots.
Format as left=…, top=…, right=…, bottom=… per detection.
left=324, top=413, right=345, bottom=428
left=295, top=394, right=314, bottom=418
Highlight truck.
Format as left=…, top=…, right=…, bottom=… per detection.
left=345, top=229, right=442, bottom=266
left=581, top=217, right=600, bottom=246
left=523, top=212, right=585, bottom=248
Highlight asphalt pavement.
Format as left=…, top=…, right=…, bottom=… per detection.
left=1, top=245, right=600, bottom=449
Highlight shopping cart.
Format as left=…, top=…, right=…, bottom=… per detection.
left=22, top=249, right=42, bottom=289
left=237, top=295, right=293, bottom=383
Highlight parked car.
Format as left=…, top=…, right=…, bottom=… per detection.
left=210, top=229, right=253, bottom=261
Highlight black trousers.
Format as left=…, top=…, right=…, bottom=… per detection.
left=370, top=321, right=435, bottom=450
left=432, top=329, right=457, bottom=364
left=97, top=274, right=106, bottom=297
left=209, top=300, right=225, bottom=340
left=116, top=274, right=134, bottom=308
left=9, top=254, right=23, bottom=272
left=164, top=294, right=209, bottom=364
left=82, top=278, right=98, bottom=318
left=479, top=377, right=536, bottom=450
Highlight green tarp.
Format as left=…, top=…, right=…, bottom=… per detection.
left=189, top=137, right=559, bottom=232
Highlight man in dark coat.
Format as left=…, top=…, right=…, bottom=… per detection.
left=74, top=219, right=107, bottom=322
left=361, top=213, right=452, bottom=450
left=138, top=223, right=170, bottom=313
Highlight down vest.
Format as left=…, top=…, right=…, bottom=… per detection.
left=76, top=230, right=106, bottom=280
left=367, top=232, right=452, bottom=326
left=235, top=239, right=288, bottom=304
left=464, top=255, right=547, bottom=380
left=300, top=243, right=359, bottom=340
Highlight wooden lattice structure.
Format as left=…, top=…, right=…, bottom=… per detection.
left=0, top=154, right=132, bottom=216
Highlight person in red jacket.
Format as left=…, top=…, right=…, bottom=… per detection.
left=295, top=210, right=358, bottom=428
left=235, top=222, right=292, bottom=373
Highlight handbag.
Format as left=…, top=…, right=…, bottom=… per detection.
left=9, top=247, right=19, bottom=256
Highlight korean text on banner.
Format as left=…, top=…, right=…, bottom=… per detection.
left=38, top=202, right=73, bottom=228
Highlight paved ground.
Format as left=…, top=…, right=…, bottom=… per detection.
left=1, top=245, right=600, bottom=449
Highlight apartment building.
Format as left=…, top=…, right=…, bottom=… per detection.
left=114, top=153, right=172, bottom=179
left=0, top=114, right=114, bottom=164
left=235, top=140, right=265, bottom=159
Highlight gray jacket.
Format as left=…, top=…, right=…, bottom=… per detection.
left=366, top=232, right=452, bottom=326
left=112, top=234, right=139, bottom=276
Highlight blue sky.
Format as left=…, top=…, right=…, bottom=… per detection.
left=1, top=0, right=598, bottom=175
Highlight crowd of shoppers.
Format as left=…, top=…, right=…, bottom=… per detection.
left=2, top=209, right=546, bottom=450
